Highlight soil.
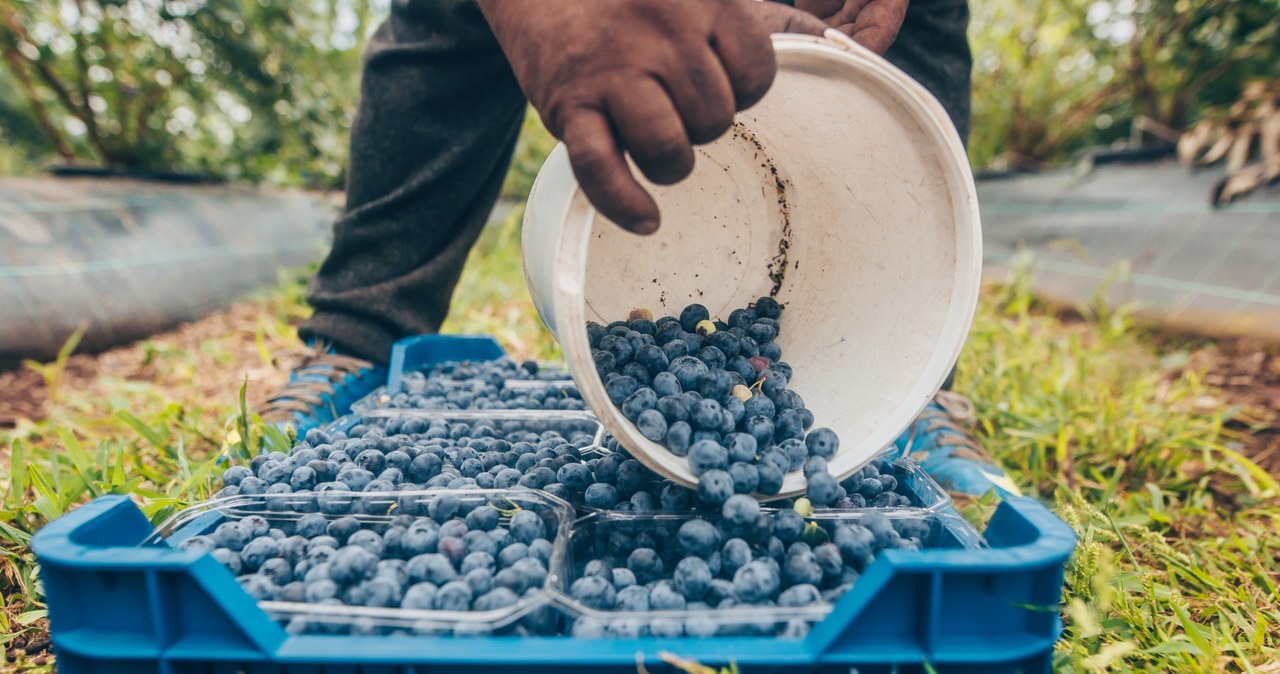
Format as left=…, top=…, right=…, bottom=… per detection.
left=0, top=301, right=294, bottom=435
left=1181, top=338, right=1280, bottom=475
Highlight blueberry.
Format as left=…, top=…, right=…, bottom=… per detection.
left=330, top=545, right=377, bottom=584
left=783, top=548, right=823, bottom=587
left=656, top=395, right=688, bottom=423
left=624, top=360, right=655, bottom=388
left=805, top=427, right=839, bottom=460
left=400, top=527, right=438, bottom=557
left=353, top=449, right=386, bottom=475
left=660, top=484, right=694, bottom=511
left=687, top=440, right=728, bottom=476
left=732, top=560, right=781, bottom=603
left=749, top=322, right=777, bottom=344
left=611, top=567, right=637, bottom=589
left=616, top=585, right=650, bottom=611
left=806, top=472, right=840, bottom=506
left=667, top=356, right=709, bottom=391
left=409, top=453, right=443, bottom=482
left=213, top=522, right=252, bottom=551
left=337, top=468, right=374, bottom=491
left=673, top=556, right=713, bottom=601
left=676, top=519, right=721, bottom=558
left=304, top=579, right=339, bottom=603
left=621, top=387, right=658, bottom=421
left=833, top=524, right=875, bottom=566
left=691, top=399, right=724, bottom=431
left=473, top=587, right=520, bottom=612
left=583, top=558, right=612, bottom=579
left=745, top=415, right=775, bottom=447
left=756, top=462, right=784, bottom=496
left=605, top=375, right=639, bottom=405
left=696, top=346, right=727, bottom=371
left=648, top=580, right=686, bottom=610
left=465, top=506, right=501, bottom=532
left=759, top=342, right=782, bottom=362
left=497, top=542, right=529, bottom=568
left=857, top=477, right=884, bottom=499
left=407, top=553, right=458, bottom=585
left=277, top=581, right=306, bottom=603
left=326, top=516, right=361, bottom=545
left=803, top=456, right=828, bottom=478
left=221, top=465, right=252, bottom=487
left=778, top=438, right=807, bottom=471
left=570, top=575, right=617, bottom=610
left=634, top=344, right=670, bottom=376
left=728, top=462, right=760, bottom=494
left=778, top=584, right=821, bottom=608
left=211, top=547, right=242, bottom=575
left=679, top=304, right=710, bottom=332
left=774, top=409, right=805, bottom=441
left=813, top=543, right=844, bottom=580
left=429, top=494, right=461, bottom=523
left=627, top=547, right=664, bottom=584
left=697, top=470, right=733, bottom=507
left=652, top=371, right=683, bottom=397
left=434, top=580, right=474, bottom=611
left=345, top=532, right=384, bottom=560
left=400, top=582, right=439, bottom=610
left=636, top=409, right=668, bottom=442
left=510, top=510, right=546, bottom=545
left=585, top=483, right=620, bottom=509
left=593, top=350, right=616, bottom=378
left=665, top=421, right=693, bottom=457
left=773, top=509, right=805, bottom=543
left=722, top=494, right=760, bottom=529
left=721, top=538, right=752, bottom=577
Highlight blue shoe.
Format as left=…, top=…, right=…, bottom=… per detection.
left=893, top=390, right=1022, bottom=497
left=258, top=343, right=387, bottom=434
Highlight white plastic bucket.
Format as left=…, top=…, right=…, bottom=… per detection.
left=522, top=32, right=982, bottom=498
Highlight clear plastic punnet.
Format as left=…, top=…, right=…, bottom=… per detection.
left=149, top=489, right=575, bottom=636
left=550, top=508, right=984, bottom=639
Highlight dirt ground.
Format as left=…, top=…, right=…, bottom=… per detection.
left=0, top=301, right=292, bottom=435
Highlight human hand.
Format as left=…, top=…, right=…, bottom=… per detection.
left=794, top=0, right=909, bottom=54
left=478, top=0, right=828, bottom=234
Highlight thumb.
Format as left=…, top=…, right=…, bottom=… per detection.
left=746, top=1, right=831, bottom=36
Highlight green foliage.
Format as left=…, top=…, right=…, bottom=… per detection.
left=0, top=0, right=379, bottom=187
left=969, top=0, right=1280, bottom=170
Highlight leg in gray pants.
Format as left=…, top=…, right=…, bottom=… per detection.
left=299, top=0, right=972, bottom=365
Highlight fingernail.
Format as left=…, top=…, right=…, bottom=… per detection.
left=632, top=219, right=660, bottom=235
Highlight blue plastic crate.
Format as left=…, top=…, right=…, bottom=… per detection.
left=34, top=493, right=1074, bottom=674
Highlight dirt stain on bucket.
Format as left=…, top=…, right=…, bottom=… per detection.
left=732, top=122, right=792, bottom=299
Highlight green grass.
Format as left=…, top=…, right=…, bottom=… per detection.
left=2, top=124, right=1278, bottom=671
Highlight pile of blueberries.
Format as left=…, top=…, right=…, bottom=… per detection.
left=179, top=492, right=562, bottom=636
left=200, top=315, right=942, bottom=637
left=367, top=358, right=586, bottom=412
left=567, top=504, right=929, bottom=638
left=591, top=299, right=905, bottom=508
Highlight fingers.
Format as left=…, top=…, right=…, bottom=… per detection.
left=561, top=107, right=661, bottom=235
left=824, top=0, right=906, bottom=54
left=839, top=0, right=908, bottom=54
left=747, top=1, right=836, bottom=37
left=708, top=3, right=778, bottom=110
left=662, top=43, right=737, bottom=145
left=607, top=78, right=697, bottom=186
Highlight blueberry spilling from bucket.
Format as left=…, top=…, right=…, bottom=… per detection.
left=589, top=299, right=877, bottom=507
